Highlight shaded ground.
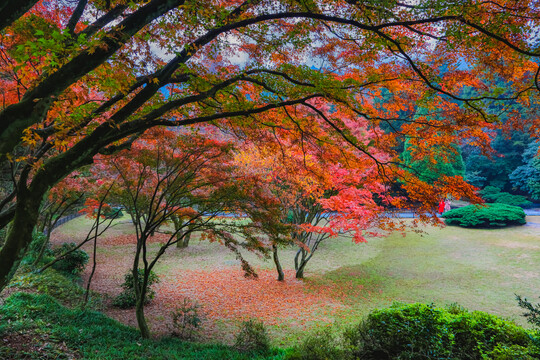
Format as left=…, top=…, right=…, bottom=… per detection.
left=51, top=215, right=540, bottom=345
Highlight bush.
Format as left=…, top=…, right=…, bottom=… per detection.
left=480, top=185, right=503, bottom=197
left=480, top=186, right=532, bottom=207
left=52, top=242, right=89, bottom=275
left=442, top=203, right=526, bottom=228
left=286, top=328, right=348, bottom=360
left=170, top=298, right=204, bottom=340
left=346, top=303, right=453, bottom=359
left=112, top=269, right=159, bottom=309
left=234, top=319, right=271, bottom=355
left=345, top=303, right=535, bottom=360
left=288, top=303, right=539, bottom=360
left=494, top=193, right=533, bottom=207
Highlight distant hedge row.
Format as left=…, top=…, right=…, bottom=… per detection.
left=442, top=203, right=526, bottom=228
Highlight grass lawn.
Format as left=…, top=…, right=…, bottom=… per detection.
left=50, top=215, right=540, bottom=346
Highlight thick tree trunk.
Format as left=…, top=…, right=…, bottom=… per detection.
left=272, top=245, right=284, bottom=281
left=173, top=216, right=192, bottom=248
left=182, top=231, right=191, bottom=248
left=0, top=187, right=42, bottom=292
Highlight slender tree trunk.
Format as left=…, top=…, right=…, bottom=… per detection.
left=294, top=249, right=308, bottom=279
left=295, top=261, right=307, bottom=279
left=135, top=298, right=151, bottom=339
left=272, top=244, right=284, bottom=281
left=0, top=187, right=43, bottom=292
left=84, top=232, right=98, bottom=307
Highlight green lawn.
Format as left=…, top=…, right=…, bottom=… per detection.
left=49, top=215, right=540, bottom=344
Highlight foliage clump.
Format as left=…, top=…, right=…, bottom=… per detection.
left=480, top=186, right=532, bottom=207
left=170, top=298, right=204, bottom=340
left=287, top=303, right=539, bottom=360
left=442, top=203, right=526, bottom=228
left=112, top=269, right=159, bottom=309
left=234, top=319, right=271, bottom=355
left=20, top=231, right=52, bottom=267
left=51, top=242, right=89, bottom=275
left=286, top=328, right=347, bottom=360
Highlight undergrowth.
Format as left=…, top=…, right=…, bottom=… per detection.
left=0, top=292, right=285, bottom=360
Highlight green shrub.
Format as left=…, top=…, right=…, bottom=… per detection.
left=517, top=295, right=540, bottom=328
left=286, top=328, right=348, bottom=360
left=170, top=298, right=204, bottom=340
left=112, top=269, right=159, bottom=309
left=52, top=242, right=89, bottom=275
left=234, top=319, right=271, bottom=355
left=0, top=227, right=6, bottom=247
left=344, top=303, right=535, bottom=360
left=442, top=203, right=526, bottom=228
left=494, top=193, right=533, bottom=207
left=289, top=303, right=539, bottom=360
left=480, top=185, right=503, bottom=197
left=345, top=303, right=454, bottom=359
left=479, top=186, right=532, bottom=207
left=490, top=344, right=536, bottom=360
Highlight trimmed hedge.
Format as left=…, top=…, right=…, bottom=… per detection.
left=442, top=203, right=526, bottom=228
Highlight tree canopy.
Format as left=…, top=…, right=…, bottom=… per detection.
left=1, top=0, right=540, bottom=293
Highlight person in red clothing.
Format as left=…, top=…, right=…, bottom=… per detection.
left=438, top=199, right=445, bottom=214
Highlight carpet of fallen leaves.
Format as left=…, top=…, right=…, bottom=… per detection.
left=159, top=268, right=360, bottom=325
left=52, top=232, right=370, bottom=343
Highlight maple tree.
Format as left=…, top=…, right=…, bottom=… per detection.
left=1, top=0, right=540, bottom=294
left=236, top=118, right=396, bottom=279
left=92, top=128, right=286, bottom=338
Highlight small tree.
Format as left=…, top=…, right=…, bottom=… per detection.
left=95, top=128, right=284, bottom=338
left=236, top=132, right=399, bottom=280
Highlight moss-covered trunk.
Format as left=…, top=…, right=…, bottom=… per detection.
left=0, top=187, right=43, bottom=292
